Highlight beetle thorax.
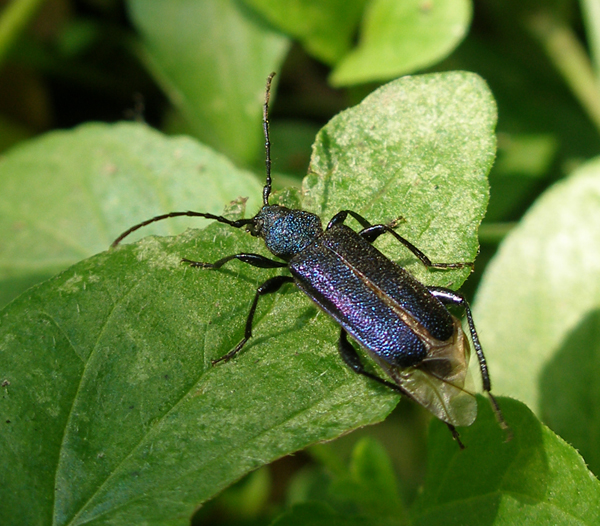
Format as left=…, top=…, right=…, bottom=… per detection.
left=251, top=205, right=323, bottom=260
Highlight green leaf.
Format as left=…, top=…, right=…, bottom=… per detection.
left=278, top=400, right=600, bottom=525
left=306, top=71, right=495, bottom=286
left=485, top=133, right=558, bottom=222
left=0, top=122, right=263, bottom=309
left=0, top=73, right=496, bottom=525
left=473, top=157, right=600, bottom=475
left=216, top=466, right=271, bottom=519
left=282, top=439, right=406, bottom=520
left=413, top=397, right=600, bottom=525
left=126, top=0, right=290, bottom=166
left=494, top=133, right=558, bottom=179
left=330, top=0, right=471, bottom=86
left=240, top=0, right=368, bottom=64
left=0, top=230, right=400, bottom=526
left=329, top=437, right=406, bottom=519
left=270, top=501, right=394, bottom=526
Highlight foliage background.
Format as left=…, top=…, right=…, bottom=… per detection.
left=1, top=0, right=600, bottom=525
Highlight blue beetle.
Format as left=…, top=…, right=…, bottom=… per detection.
left=113, top=73, right=508, bottom=447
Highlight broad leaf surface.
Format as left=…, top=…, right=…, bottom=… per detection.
left=0, top=232, right=400, bottom=526
left=126, top=0, right=290, bottom=166
left=0, top=73, right=495, bottom=525
left=330, top=0, right=471, bottom=86
left=273, top=399, right=600, bottom=525
left=0, top=122, right=263, bottom=309
left=306, top=71, right=495, bottom=286
left=413, top=397, right=600, bottom=525
left=474, top=157, right=600, bottom=475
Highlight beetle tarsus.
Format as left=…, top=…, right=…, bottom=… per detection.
left=182, top=258, right=211, bottom=268
left=183, top=253, right=287, bottom=270
left=447, top=424, right=465, bottom=449
left=488, top=392, right=513, bottom=442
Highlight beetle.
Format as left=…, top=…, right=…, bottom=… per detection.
left=112, top=73, right=508, bottom=447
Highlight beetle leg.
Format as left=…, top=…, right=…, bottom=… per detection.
left=428, top=286, right=511, bottom=438
left=446, top=423, right=466, bottom=449
left=327, top=210, right=370, bottom=230
left=339, top=329, right=466, bottom=448
left=338, top=329, right=411, bottom=395
left=358, top=224, right=473, bottom=270
left=183, top=253, right=287, bottom=269
left=328, top=211, right=471, bottom=269
left=327, top=210, right=397, bottom=242
left=427, top=287, right=489, bottom=389
left=358, top=224, right=393, bottom=243
left=212, top=275, right=294, bottom=365
left=328, top=209, right=400, bottom=231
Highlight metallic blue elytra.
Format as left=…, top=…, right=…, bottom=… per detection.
left=112, top=73, right=509, bottom=448
left=290, top=223, right=455, bottom=368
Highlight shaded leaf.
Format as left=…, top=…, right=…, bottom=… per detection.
left=539, top=308, right=600, bottom=477
left=329, top=437, right=406, bottom=519
left=473, top=157, right=600, bottom=475
left=127, top=0, right=290, bottom=166
left=241, top=0, right=368, bottom=65
left=0, top=122, right=263, bottom=308
left=331, top=0, right=471, bottom=86
left=413, top=397, right=600, bottom=525
left=270, top=501, right=395, bottom=526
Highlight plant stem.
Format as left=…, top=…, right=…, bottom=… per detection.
left=527, top=12, right=600, bottom=135
left=479, top=222, right=517, bottom=244
left=0, top=0, right=47, bottom=70
left=580, top=0, right=600, bottom=75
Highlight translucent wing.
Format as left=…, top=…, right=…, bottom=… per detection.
left=371, top=317, right=477, bottom=427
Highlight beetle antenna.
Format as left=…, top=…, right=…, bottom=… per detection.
left=111, top=212, right=253, bottom=248
left=263, top=72, right=276, bottom=206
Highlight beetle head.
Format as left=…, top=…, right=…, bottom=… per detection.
left=250, top=205, right=323, bottom=260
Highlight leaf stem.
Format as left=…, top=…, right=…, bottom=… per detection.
left=478, top=222, right=517, bottom=244
left=527, top=12, right=600, bottom=135
left=0, top=0, right=47, bottom=70
left=580, top=0, right=600, bottom=75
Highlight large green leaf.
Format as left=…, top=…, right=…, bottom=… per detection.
left=0, top=73, right=496, bottom=525
left=474, top=157, right=600, bottom=475
left=0, top=122, right=263, bottom=309
left=126, top=0, right=290, bottom=166
left=330, top=0, right=471, bottom=86
left=413, top=397, right=600, bottom=525
left=305, top=71, right=495, bottom=286
left=0, top=231, right=400, bottom=526
left=272, top=399, right=600, bottom=525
